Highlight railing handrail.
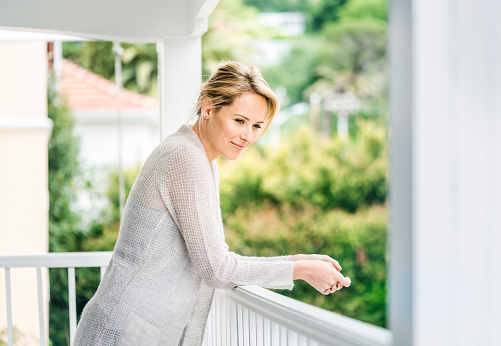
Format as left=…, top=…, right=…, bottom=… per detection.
left=0, top=251, right=113, bottom=268
left=225, top=285, right=392, bottom=346
left=1, top=252, right=113, bottom=346
left=2, top=252, right=392, bottom=346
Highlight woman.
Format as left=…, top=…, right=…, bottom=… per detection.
left=74, top=61, right=350, bottom=346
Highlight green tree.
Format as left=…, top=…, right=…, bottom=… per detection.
left=262, top=36, right=321, bottom=105
left=219, top=120, right=388, bottom=327
left=305, top=0, right=349, bottom=33
left=243, top=0, right=309, bottom=12
left=47, top=83, right=86, bottom=345
left=305, top=0, right=388, bottom=120
left=202, top=0, right=273, bottom=75
left=122, top=44, right=158, bottom=96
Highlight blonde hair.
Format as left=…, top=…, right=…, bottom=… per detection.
left=194, top=61, right=280, bottom=138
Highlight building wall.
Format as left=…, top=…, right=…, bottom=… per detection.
left=0, top=41, right=50, bottom=345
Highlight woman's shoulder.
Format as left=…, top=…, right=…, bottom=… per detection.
left=153, top=125, right=208, bottom=170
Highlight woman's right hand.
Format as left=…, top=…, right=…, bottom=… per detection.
left=293, top=260, right=351, bottom=295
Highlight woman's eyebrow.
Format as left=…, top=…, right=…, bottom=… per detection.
left=234, top=114, right=265, bottom=123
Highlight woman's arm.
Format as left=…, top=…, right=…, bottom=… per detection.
left=159, top=149, right=294, bottom=290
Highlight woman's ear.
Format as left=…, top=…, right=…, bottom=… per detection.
left=201, top=97, right=212, bottom=120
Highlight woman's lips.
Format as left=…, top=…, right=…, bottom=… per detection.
left=230, top=141, right=244, bottom=150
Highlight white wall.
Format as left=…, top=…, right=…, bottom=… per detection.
left=389, top=0, right=501, bottom=345
left=0, top=41, right=50, bottom=345
left=73, top=112, right=160, bottom=169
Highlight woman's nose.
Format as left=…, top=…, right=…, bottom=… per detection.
left=240, top=125, right=252, bottom=142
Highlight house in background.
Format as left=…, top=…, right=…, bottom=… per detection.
left=59, top=59, right=160, bottom=218
left=60, top=59, right=160, bottom=170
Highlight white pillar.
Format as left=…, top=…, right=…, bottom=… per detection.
left=390, top=0, right=501, bottom=345
left=0, top=41, right=51, bottom=346
left=157, top=36, right=202, bottom=140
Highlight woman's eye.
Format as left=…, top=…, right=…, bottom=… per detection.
left=235, top=119, right=244, bottom=124
left=253, top=124, right=262, bottom=129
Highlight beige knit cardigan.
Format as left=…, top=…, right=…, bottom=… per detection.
left=73, top=125, right=294, bottom=346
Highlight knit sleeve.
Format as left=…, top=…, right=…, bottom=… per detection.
left=231, top=252, right=291, bottom=261
left=158, top=147, right=294, bottom=290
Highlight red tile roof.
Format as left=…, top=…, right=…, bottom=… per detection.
left=60, top=59, right=159, bottom=112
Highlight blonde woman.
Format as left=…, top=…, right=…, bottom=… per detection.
left=74, top=61, right=350, bottom=346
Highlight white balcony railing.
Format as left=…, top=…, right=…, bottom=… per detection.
left=0, top=252, right=392, bottom=346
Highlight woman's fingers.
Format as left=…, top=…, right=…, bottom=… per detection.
left=308, top=254, right=342, bottom=271
left=341, top=276, right=351, bottom=287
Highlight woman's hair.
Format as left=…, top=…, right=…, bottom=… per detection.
left=194, top=61, right=280, bottom=138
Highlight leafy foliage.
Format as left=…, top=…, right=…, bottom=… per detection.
left=305, top=0, right=349, bottom=33
left=202, top=0, right=271, bottom=76
left=220, top=121, right=387, bottom=214
left=47, top=84, right=86, bottom=345
left=220, top=120, right=388, bottom=327
left=219, top=120, right=388, bottom=327
left=244, top=0, right=309, bottom=12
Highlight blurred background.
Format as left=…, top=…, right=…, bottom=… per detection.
left=2, top=0, right=388, bottom=344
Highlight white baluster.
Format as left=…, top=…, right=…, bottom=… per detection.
left=237, top=303, right=244, bottom=345
left=221, top=294, right=227, bottom=346
left=249, top=310, right=257, bottom=346
left=271, top=321, right=280, bottom=345
left=280, top=325, right=287, bottom=346
left=100, top=266, right=107, bottom=281
left=5, top=268, right=13, bottom=346
left=230, top=299, right=238, bottom=345
left=288, top=330, right=299, bottom=346
left=256, top=313, right=264, bottom=346
left=243, top=306, right=250, bottom=346
left=37, top=268, right=46, bottom=346
left=215, top=293, right=222, bottom=345
left=68, top=267, right=77, bottom=345
left=298, top=334, right=308, bottom=346
left=263, top=318, right=271, bottom=346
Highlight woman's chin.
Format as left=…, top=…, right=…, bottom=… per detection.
left=222, top=152, right=242, bottom=161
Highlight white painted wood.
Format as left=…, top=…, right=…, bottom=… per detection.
left=5, top=268, right=13, bottom=346
left=230, top=299, right=238, bottom=345
left=68, top=267, right=77, bottom=345
left=100, top=266, right=107, bottom=281
left=0, top=0, right=219, bottom=43
left=263, top=318, right=271, bottom=346
left=215, top=293, right=222, bottom=345
left=157, top=37, right=202, bottom=140
left=0, top=117, right=53, bottom=130
left=221, top=295, right=227, bottom=346
left=36, top=268, right=46, bottom=346
left=256, top=314, right=264, bottom=346
left=243, top=306, right=250, bottom=346
left=280, top=325, right=287, bottom=346
left=271, top=321, right=280, bottom=345
left=388, top=1, right=412, bottom=344
left=0, top=252, right=112, bottom=268
left=390, top=0, right=501, bottom=345
left=249, top=310, right=257, bottom=346
left=288, top=330, right=299, bottom=346
left=222, top=286, right=391, bottom=346
left=2, top=253, right=390, bottom=345
left=238, top=303, right=244, bottom=345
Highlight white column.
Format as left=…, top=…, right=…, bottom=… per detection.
left=156, top=36, right=202, bottom=140
left=0, top=41, right=51, bottom=346
left=390, top=0, right=501, bottom=345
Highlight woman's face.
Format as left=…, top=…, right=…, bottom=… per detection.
left=202, top=92, right=268, bottom=161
